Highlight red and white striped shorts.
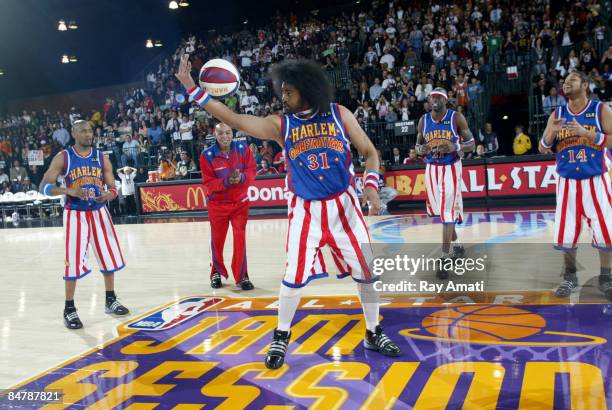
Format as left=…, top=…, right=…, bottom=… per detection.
left=283, top=187, right=375, bottom=288
left=554, top=173, right=612, bottom=250
left=425, top=161, right=463, bottom=224
left=63, top=207, right=126, bottom=280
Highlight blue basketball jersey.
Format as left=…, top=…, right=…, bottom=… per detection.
left=421, top=109, right=460, bottom=165
left=554, top=100, right=605, bottom=179
left=283, top=103, right=354, bottom=200
left=63, top=146, right=106, bottom=211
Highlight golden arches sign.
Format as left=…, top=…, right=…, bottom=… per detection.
left=186, top=186, right=207, bottom=209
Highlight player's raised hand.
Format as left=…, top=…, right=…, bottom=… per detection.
left=549, top=117, right=565, bottom=136
left=175, top=54, right=196, bottom=90
left=566, top=119, right=588, bottom=138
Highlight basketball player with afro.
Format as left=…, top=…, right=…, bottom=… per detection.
left=416, top=88, right=475, bottom=279
left=539, top=71, right=612, bottom=300
left=175, top=55, right=402, bottom=369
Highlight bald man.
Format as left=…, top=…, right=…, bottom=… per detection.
left=200, top=123, right=257, bottom=289
left=40, top=120, right=129, bottom=330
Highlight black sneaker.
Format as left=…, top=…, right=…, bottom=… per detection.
left=364, top=325, right=402, bottom=357
left=598, top=278, right=612, bottom=301
left=265, top=329, right=291, bottom=369
left=452, top=245, right=465, bottom=258
left=105, top=298, right=129, bottom=315
left=436, top=257, right=452, bottom=280
left=64, top=308, right=83, bottom=330
left=240, top=279, right=254, bottom=290
left=211, top=272, right=222, bottom=289
left=555, top=275, right=578, bottom=298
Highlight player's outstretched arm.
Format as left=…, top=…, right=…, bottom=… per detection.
left=39, top=152, right=86, bottom=199
left=539, top=112, right=563, bottom=154
left=338, top=105, right=381, bottom=215
left=456, top=113, right=476, bottom=153
left=175, top=54, right=282, bottom=145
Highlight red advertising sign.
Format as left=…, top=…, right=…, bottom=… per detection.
left=383, top=160, right=559, bottom=200
left=138, top=159, right=566, bottom=214
left=139, top=178, right=289, bottom=213
left=485, top=160, right=557, bottom=197
left=382, top=165, right=487, bottom=201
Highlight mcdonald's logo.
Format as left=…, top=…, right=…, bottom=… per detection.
left=186, top=186, right=207, bottom=209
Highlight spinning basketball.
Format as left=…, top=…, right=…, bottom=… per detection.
left=198, top=58, right=241, bottom=99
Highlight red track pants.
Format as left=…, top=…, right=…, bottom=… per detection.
left=208, top=199, right=250, bottom=283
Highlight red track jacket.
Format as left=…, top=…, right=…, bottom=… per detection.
left=199, top=141, right=256, bottom=203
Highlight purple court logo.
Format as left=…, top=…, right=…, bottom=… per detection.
left=3, top=294, right=610, bottom=408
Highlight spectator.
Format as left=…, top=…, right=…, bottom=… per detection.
left=467, top=77, right=483, bottom=102
left=52, top=123, right=70, bottom=147
left=512, top=125, right=532, bottom=156
left=158, top=157, right=176, bottom=180
left=0, top=168, right=9, bottom=188
left=259, top=141, right=274, bottom=164
left=272, top=150, right=285, bottom=173
left=543, top=87, right=566, bottom=115
left=375, top=149, right=397, bottom=215
left=369, top=78, right=383, bottom=101
left=455, top=74, right=469, bottom=108
left=389, top=147, right=402, bottom=166
left=0, top=181, right=10, bottom=195
left=479, top=123, right=499, bottom=157
left=403, top=148, right=423, bottom=164
left=176, top=151, right=197, bottom=179
left=148, top=121, right=163, bottom=145
left=10, top=160, right=28, bottom=183
left=121, top=133, right=141, bottom=167
left=117, top=163, right=137, bottom=215
left=249, top=143, right=262, bottom=164
left=134, top=167, right=148, bottom=184
left=473, top=144, right=486, bottom=159
left=256, top=159, right=278, bottom=175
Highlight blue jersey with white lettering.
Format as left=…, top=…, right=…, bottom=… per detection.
left=554, top=100, right=605, bottom=179
left=283, top=103, right=354, bottom=200
left=422, top=109, right=460, bottom=165
left=63, top=146, right=106, bottom=211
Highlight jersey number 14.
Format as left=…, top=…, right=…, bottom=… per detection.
left=567, top=149, right=588, bottom=163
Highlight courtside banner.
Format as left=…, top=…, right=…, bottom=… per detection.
left=138, top=178, right=289, bottom=213
left=137, top=159, right=566, bottom=214
left=381, top=159, right=558, bottom=200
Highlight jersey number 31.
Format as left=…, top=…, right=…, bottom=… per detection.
left=307, top=153, right=330, bottom=170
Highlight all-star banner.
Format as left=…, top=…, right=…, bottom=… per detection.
left=136, top=158, right=571, bottom=214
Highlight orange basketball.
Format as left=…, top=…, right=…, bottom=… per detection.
left=422, top=306, right=546, bottom=342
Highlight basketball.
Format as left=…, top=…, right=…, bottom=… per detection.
left=422, top=306, right=546, bottom=341
left=198, top=58, right=241, bottom=99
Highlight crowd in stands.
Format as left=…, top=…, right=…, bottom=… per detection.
left=0, top=0, right=609, bottom=207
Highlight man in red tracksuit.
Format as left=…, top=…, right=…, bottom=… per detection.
left=200, top=123, right=257, bottom=290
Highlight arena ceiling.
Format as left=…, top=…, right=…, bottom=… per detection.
left=0, top=0, right=333, bottom=103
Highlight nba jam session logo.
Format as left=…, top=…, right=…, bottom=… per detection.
left=5, top=296, right=610, bottom=408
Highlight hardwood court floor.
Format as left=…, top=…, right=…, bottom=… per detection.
left=0, top=209, right=605, bottom=389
